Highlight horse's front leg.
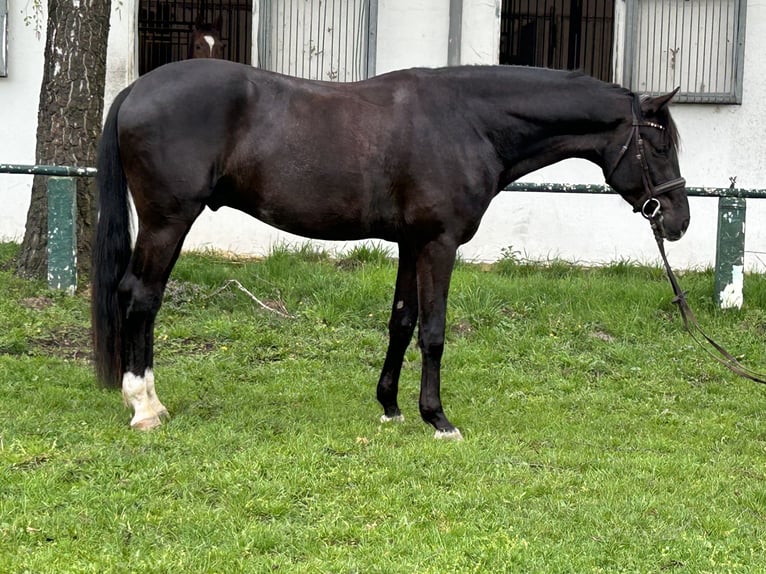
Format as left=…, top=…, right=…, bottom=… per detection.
left=377, top=246, right=418, bottom=423
left=415, top=237, right=462, bottom=440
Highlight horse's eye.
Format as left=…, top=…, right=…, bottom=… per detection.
left=655, top=144, right=670, bottom=157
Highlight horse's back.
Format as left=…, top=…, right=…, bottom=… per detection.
left=116, top=61, right=406, bottom=238
left=115, top=60, right=499, bottom=243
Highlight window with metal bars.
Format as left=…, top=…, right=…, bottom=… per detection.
left=138, top=0, right=252, bottom=75
left=256, top=0, right=376, bottom=82
left=623, top=0, right=747, bottom=104
left=500, top=0, right=615, bottom=83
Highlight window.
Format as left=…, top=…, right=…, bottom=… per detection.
left=623, top=0, right=747, bottom=104
left=500, top=0, right=615, bottom=83
left=138, top=0, right=252, bottom=75
left=256, top=0, right=377, bottom=82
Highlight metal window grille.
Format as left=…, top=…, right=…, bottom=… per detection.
left=624, top=0, right=747, bottom=104
left=257, top=0, right=377, bottom=82
left=138, top=0, right=252, bottom=75
left=500, top=0, right=615, bottom=83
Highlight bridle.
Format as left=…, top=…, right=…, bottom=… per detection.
left=607, top=100, right=766, bottom=386
left=606, top=102, right=686, bottom=220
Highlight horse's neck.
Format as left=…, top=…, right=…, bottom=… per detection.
left=461, top=70, right=630, bottom=184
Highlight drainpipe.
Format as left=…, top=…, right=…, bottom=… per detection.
left=448, top=0, right=463, bottom=66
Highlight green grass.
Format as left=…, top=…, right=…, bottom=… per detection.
left=2, top=240, right=766, bottom=572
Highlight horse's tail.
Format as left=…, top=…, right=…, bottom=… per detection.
left=91, top=85, right=134, bottom=388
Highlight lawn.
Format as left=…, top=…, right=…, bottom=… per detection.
left=1, top=241, right=765, bottom=573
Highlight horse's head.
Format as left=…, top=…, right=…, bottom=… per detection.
left=605, top=90, right=689, bottom=241
left=188, top=16, right=225, bottom=60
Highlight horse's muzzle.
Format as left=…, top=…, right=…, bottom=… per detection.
left=636, top=177, right=687, bottom=220
left=643, top=177, right=689, bottom=241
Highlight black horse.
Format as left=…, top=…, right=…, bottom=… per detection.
left=92, top=60, right=689, bottom=437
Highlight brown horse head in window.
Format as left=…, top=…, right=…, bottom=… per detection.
left=188, top=15, right=225, bottom=59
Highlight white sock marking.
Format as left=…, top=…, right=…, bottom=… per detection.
left=122, top=370, right=160, bottom=428
left=380, top=414, right=405, bottom=423
left=434, top=428, right=464, bottom=441
left=144, top=369, right=168, bottom=417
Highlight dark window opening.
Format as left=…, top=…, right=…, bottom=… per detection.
left=500, top=0, right=614, bottom=82
left=138, top=0, right=252, bottom=75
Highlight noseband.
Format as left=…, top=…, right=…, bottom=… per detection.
left=606, top=107, right=686, bottom=219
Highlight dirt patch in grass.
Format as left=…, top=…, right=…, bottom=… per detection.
left=451, top=319, right=474, bottom=337
left=28, top=327, right=218, bottom=362
left=20, top=296, right=55, bottom=310
left=156, top=337, right=218, bottom=357
left=29, top=325, right=92, bottom=361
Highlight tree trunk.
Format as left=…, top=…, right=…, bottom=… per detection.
left=16, top=0, right=112, bottom=281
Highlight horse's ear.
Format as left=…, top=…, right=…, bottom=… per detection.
left=194, top=14, right=204, bottom=29
left=213, top=15, right=222, bottom=30
left=641, top=87, right=680, bottom=115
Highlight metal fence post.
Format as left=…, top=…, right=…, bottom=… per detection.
left=47, top=176, right=77, bottom=294
left=714, top=196, right=746, bottom=309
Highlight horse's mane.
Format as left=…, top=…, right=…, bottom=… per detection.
left=566, top=70, right=681, bottom=150
left=562, top=69, right=629, bottom=95
left=409, top=66, right=682, bottom=150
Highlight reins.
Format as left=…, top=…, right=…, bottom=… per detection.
left=610, top=97, right=766, bottom=385
left=653, top=229, right=766, bottom=385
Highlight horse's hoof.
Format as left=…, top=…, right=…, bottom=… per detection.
left=380, top=414, right=405, bottom=424
left=131, top=416, right=162, bottom=431
left=434, top=428, right=463, bottom=441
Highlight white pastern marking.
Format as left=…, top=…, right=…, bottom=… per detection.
left=434, top=428, right=464, bottom=441
left=144, top=368, right=169, bottom=418
left=204, top=35, right=215, bottom=56
left=380, top=414, right=405, bottom=423
left=122, top=371, right=160, bottom=428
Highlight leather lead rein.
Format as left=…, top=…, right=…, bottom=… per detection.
left=654, top=230, right=766, bottom=385
left=610, top=99, right=762, bottom=384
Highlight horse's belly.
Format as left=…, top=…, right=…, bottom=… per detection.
left=232, top=192, right=398, bottom=242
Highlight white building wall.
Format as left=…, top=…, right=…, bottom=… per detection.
left=376, top=0, right=450, bottom=72
left=104, top=4, right=137, bottom=106
left=0, top=4, right=46, bottom=242
left=1, top=1, right=765, bottom=270
left=460, top=0, right=501, bottom=66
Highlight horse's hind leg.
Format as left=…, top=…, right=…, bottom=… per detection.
left=119, top=217, right=198, bottom=430
left=377, top=246, right=418, bottom=423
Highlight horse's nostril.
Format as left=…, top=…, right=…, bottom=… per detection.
left=682, top=218, right=690, bottom=232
